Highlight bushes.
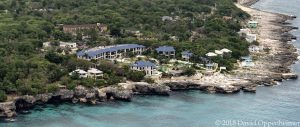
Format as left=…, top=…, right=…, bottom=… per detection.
left=126, top=71, right=145, bottom=82
left=0, top=90, right=7, bottom=102
left=46, top=84, right=59, bottom=93
left=144, top=78, right=155, bottom=84
left=183, top=67, right=196, bottom=77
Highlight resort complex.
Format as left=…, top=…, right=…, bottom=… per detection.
left=76, top=44, right=145, bottom=60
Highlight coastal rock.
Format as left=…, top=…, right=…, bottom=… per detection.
left=72, top=98, right=79, bottom=103
left=101, top=87, right=133, bottom=101
left=112, top=90, right=133, bottom=102
left=133, top=82, right=170, bottom=96
left=55, top=89, right=74, bottom=100
left=164, top=82, right=200, bottom=91
left=0, top=102, right=16, bottom=118
left=35, top=93, right=53, bottom=104
left=215, top=85, right=240, bottom=94
left=97, top=89, right=107, bottom=102
left=14, top=95, right=36, bottom=111
left=79, top=98, right=87, bottom=103
left=200, top=85, right=216, bottom=93
left=74, top=85, right=88, bottom=97
left=282, top=73, right=298, bottom=80
left=242, top=85, right=257, bottom=93
left=85, top=89, right=98, bottom=104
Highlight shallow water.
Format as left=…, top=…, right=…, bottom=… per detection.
left=1, top=0, right=300, bottom=127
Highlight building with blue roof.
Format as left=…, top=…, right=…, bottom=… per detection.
left=77, top=44, right=145, bottom=60
left=241, top=56, right=254, bottom=67
left=155, top=46, right=176, bottom=58
left=131, top=60, right=157, bottom=76
left=181, top=50, right=193, bottom=61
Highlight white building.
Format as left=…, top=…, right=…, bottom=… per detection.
left=43, top=41, right=78, bottom=53
left=77, top=44, right=145, bottom=60
left=220, top=48, right=232, bottom=53
left=241, top=56, right=255, bottom=67
left=87, top=68, right=103, bottom=79
left=206, top=52, right=218, bottom=57
left=238, top=28, right=251, bottom=36
left=69, top=69, right=88, bottom=78
left=246, top=34, right=257, bottom=43
left=131, top=61, right=157, bottom=76
left=248, top=45, right=264, bottom=53
left=215, top=50, right=224, bottom=56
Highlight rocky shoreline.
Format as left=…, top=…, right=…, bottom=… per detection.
left=0, top=0, right=299, bottom=120
left=0, top=81, right=256, bottom=119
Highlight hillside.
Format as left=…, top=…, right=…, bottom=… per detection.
left=0, top=0, right=250, bottom=101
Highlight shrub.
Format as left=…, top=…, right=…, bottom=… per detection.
left=183, top=67, right=196, bottom=77
left=126, top=71, right=145, bottom=82
left=0, top=90, right=7, bottom=102
left=47, top=84, right=59, bottom=93
left=144, top=78, right=155, bottom=84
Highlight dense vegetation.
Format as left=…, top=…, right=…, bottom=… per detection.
left=0, top=0, right=250, bottom=101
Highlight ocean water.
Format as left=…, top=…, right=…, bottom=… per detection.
left=1, top=0, right=300, bottom=127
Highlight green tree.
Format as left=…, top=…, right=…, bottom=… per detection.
left=126, top=71, right=145, bottom=82
left=0, top=90, right=7, bottom=102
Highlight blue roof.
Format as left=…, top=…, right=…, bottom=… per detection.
left=131, top=61, right=156, bottom=68
left=206, top=63, right=214, bottom=67
left=181, top=51, right=193, bottom=56
left=155, top=46, right=175, bottom=52
left=77, top=44, right=145, bottom=57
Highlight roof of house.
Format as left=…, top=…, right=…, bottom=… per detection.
left=220, top=48, right=232, bottom=53
left=206, top=63, right=215, bottom=67
left=199, top=57, right=211, bottom=62
left=181, top=51, right=193, bottom=56
left=241, top=56, right=252, bottom=60
left=77, top=44, right=145, bottom=57
left=248, top=20, right=258, bottom=24
left=206, top=52, right=217, bottom=57
left=74, top=69, right=87, bottom=74
left=215, top=50, right=223, bottom=55
left=131, top=61, right=156, bottom=68
left=87, top=68, right=103, bottom=74
left=155, top=46, right=175, bottom=52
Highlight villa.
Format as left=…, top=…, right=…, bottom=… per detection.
left=238, top=28, right=251, bottom=36
left=181, top=51, right=193, bottom=61
left=246, top=34, right=257, bottom=43
left=162, top=16, right=174, bottom=21
left=206, top=63, right=218, bottom=70
left=43, top=41, right=78, bottom=53
left=77, top=44, right=145, bottom=60
left=215, top=50, right=224, bottom=56
left=206, top=52, right=218, bottom=57
left=220, top=48, right=232, bottom=57
left=199, top=57, right=212, bottom=64
left=249, top=45, right=264, bottom=53
left=131, top=61, right=157, bottom=76
left=241, top=56, right=255, bottom=67
left=69, top=69, right=88, bottom=78
left=87, top=68, right=103, bottom=79
left=248, top=20, right=258, bottom=28
left=155, top=46, right=176, bottom=58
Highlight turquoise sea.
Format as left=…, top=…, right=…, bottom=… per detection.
left=1, top=0, right=300, bottom=126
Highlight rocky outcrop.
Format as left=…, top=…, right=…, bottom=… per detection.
left=54, top=89, right=74, bottom=101
left=164, top=82, right=201, bottom=91
left=101, top=87, right=133, bottom=102
left=35, top=93, right=53, bottom=104
left=131, top=82, right=170, bottom=96
left=0, top=102, right=16, bottom=118
left=14, top=96, right=36, bottom=111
